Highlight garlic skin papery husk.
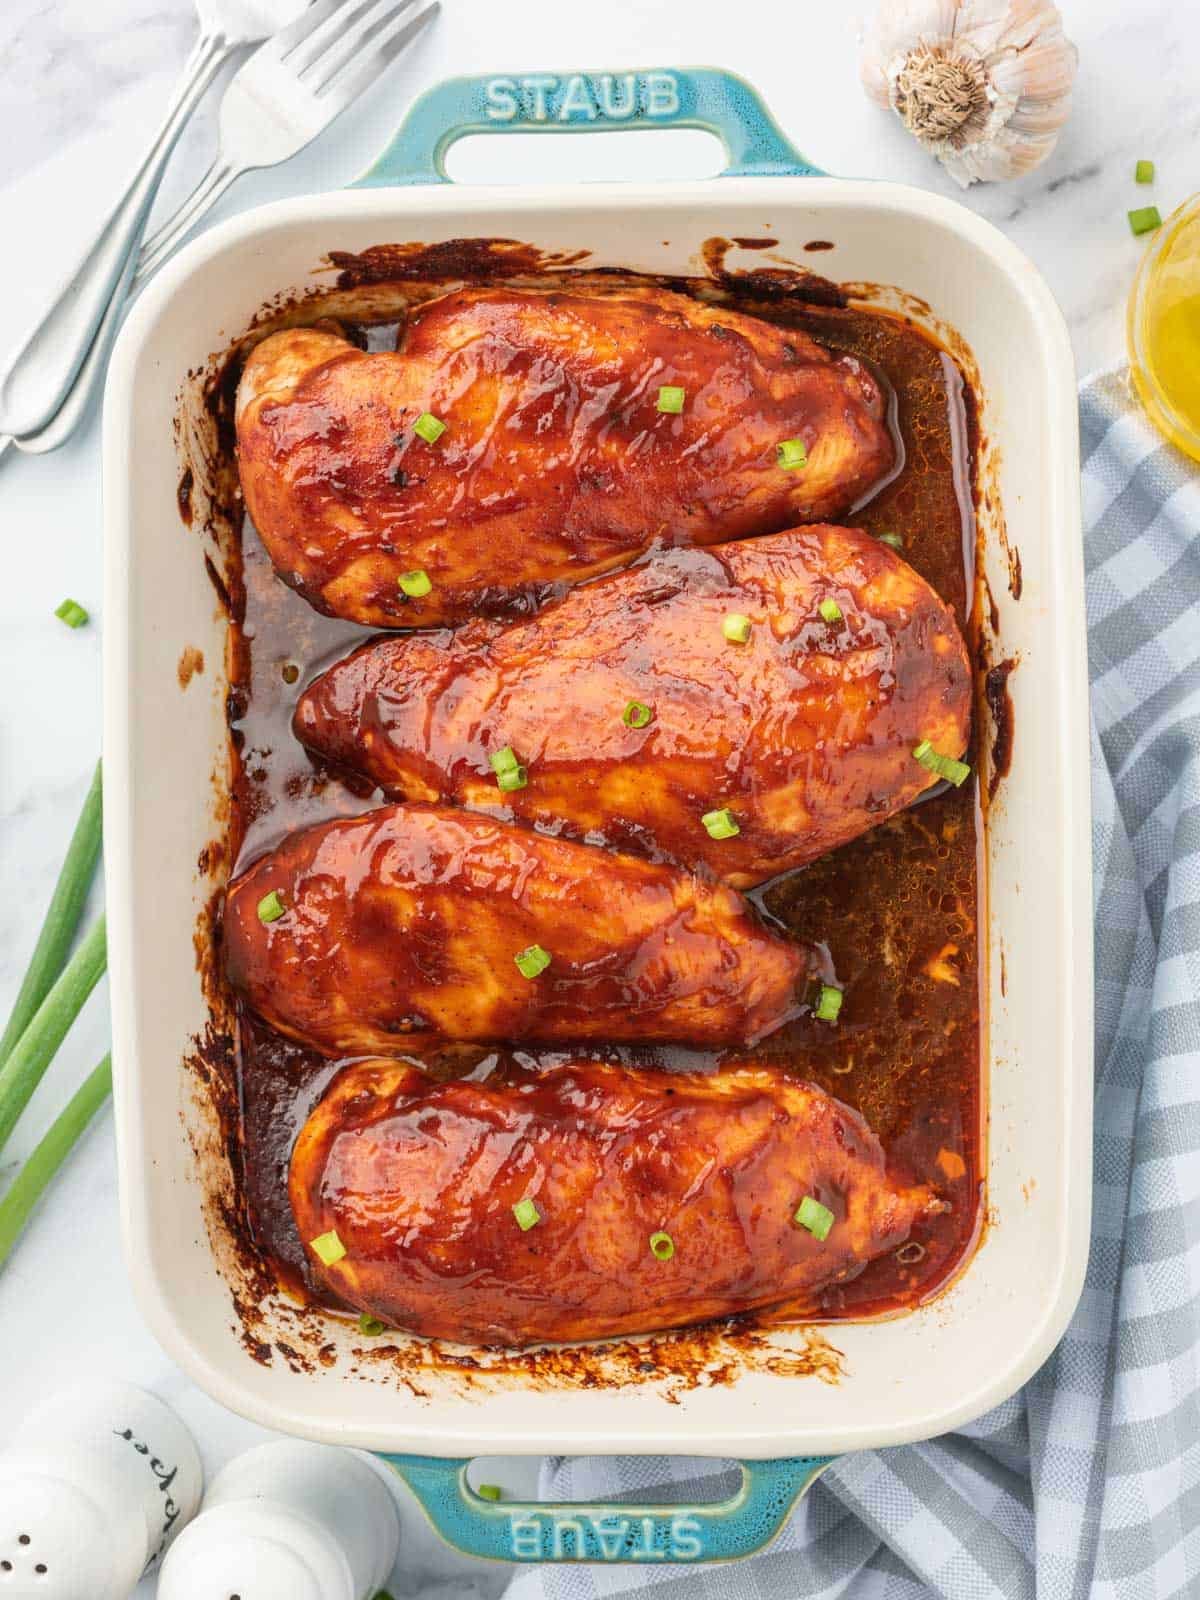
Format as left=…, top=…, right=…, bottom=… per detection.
left=860, top=0, right=1078, bottom=187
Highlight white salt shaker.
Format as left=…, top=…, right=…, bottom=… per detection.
left=0, top=1380, right=203, bottom=1600
left=156, top=1440, right=401, bottom=1600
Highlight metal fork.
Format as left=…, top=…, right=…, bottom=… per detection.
left=9, top=0, right=439, bottom=458
left=0, top=0, right=307, bottom=443
left=137, top=0, right=439, bottom=284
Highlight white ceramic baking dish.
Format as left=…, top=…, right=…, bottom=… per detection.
left=103, top=69, right=1091, bottom=1562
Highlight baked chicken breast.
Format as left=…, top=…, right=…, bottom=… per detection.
left=289, top=1057, right=940, bottom=1345
left=295, top=525, right=972, bottom=886
left=235, top=286, right=895, bottom=626
left=224, top=805, right=808, bottom=1054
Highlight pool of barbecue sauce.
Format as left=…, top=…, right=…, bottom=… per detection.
left=229, top=300, right=984, bottom=1332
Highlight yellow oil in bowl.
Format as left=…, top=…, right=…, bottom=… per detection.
left=1128, top=197, right=1200, bottom=460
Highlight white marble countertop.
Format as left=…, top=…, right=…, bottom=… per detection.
left=0, top=0, right=1194, bottom=1592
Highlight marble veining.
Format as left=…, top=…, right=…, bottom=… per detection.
left=0, top=0, right=1194, bottom=1592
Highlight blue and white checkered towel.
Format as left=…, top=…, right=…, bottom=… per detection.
left=505, top=369, right=1200, bottom=1600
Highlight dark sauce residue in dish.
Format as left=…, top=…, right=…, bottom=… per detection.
left=225, top=292, right=984, bottom=1332
left=176, top=465, right=194, bottom=526
left=700, top=236, right=847, bottom=306
left=328, top=237, right=593, bottom=287
left=985, top=657, right=1018, bottom=800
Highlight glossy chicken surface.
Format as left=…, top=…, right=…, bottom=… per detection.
left=290, top=1057, right=941, bottom=1345
left=235, top=286, right=894, bottom=627
left=295, top=525, right=972, bottom=886
left=224, top=805, right=807, bottom=1055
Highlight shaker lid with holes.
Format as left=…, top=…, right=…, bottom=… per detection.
left=0, top=1381, right=202, bottom=1598
left=0, top=1473, right=132, bottom=1600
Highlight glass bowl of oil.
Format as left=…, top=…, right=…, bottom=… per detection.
left=1128, top=196, right=1200, bottom=461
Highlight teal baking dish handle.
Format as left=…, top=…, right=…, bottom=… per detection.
left=354, top=66, right=824, bottom=186
left=380, top=1452, right=833, bottom=1563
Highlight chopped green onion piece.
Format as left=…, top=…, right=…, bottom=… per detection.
left=413, top=410, right=446, bottom=443
left=722, top=613, right=752, bottom=644
left=656, top=385, right=686, bottom=413
left=776, top=438, right=808, bottom=470
left=398, top=568, right=432, bottom=599
left=257, top=890, right=286, bottom=924
left=515, top=944, right=551, bottom=980
left=1128, top=206, right=1162, bottom=237
left=623, top=699, right=653, bottom=728
left=310, top=1229, right=347, bottom=1266
left=702, top=807, right=740, bottom=840
left=814, top=983, right=843, bottom=1023
left=649, top=1230, right=675, bottom=1261
left=373, top=1592, right=397, bottom=1600
left=819, top=598, right=843, bottom=624
left=55, top=599, right=89, bottom=629
left=876, top=531, right=904, bottom=550
left=794, top=1195, right=835, bottom=1241
left=512, top=1196, right=541, bottom=1230
left=477, top=1483, right=503, bottom=1501
left=491, top=747, right=527, bottom=789
left=358, top=1313, right=387, bottom=1337
left=913, top=739, right=971, bottom=788
left=1135, top=159, right=1155, bottom=184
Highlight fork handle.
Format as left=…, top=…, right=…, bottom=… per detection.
left=11, top=237, right=138, bottom=455
left=0, top=30, right=234, bottom=439
left=134, top=158, right=240, bottom=286
left=14, top=156, right=241, bottom=456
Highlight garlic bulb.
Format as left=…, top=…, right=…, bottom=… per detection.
left=860, top=0, right=1078, bottom=187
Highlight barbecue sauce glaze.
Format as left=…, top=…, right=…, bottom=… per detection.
left=225, top=297, right=983, bottom=1331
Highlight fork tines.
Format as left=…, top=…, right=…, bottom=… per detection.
left=275, top=0, right=438, bottom=105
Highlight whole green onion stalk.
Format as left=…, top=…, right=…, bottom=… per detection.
left=0, top=762, right=101, bottom=1068
left=0, top=763, right=109, bottom=1268
left=0, top=916, right=107, bottom=1158
left=0, top=1056, right=111, bottom=1268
